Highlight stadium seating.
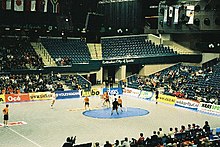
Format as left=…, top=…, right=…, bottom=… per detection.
left=41, top=38, right=91, bottom=65
left=101, top=36, right=177, bottom=59
left=77, top=74, right=91, bottom=91
left=122, top=59, right=220, bottom=104
left=61, top=74, right=91, bottom=91
left=0, top=37, right=44, bottom=71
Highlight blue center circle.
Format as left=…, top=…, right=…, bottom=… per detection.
left=83, top=107, right=150, bottom=119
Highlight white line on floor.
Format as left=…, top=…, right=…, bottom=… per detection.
left=8, top=127, right=42, bottom=147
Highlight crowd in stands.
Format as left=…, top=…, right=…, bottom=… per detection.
left=0, top=73, right=64, bottom=94
left=55, top=56, right=71, bottom=66
left=63, top=121, right=220, bottom=147
left=0, top=72, right=90, bottom=94
left=0, top=37, right=44, bottom=71
left=127, top=60, right=220, bottom=104
left=57, top=74, right=83, bottom=90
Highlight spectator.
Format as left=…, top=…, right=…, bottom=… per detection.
left=203, top=121, right=211, bottom=137
left=187, top=124, right=191, bottom=131
left=93, top=142, right=100, bottom=147
left=192, top=123, right=196, bottom=130
left=201, top=137, right=211, bottom=146
left=114, top=140, right=120, bottom=147
left=104, top=141, right=112, bottom=147
left=174, top=127, right=178, bottom=134
left=62, top=136, right=76, bottom=147
left=158, top=128, right=164, bottom=138
left=121, top=137, right=130, bottom=147
left=151, top=131, right=159, bottom=146
left=168, top=128, right=174, bottom=138
left=137, top=133, right=145, bottom=145
left=180, top=125, right=186, bottom=133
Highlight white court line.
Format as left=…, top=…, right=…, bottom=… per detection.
left=8, top=127, right=42, bottom=147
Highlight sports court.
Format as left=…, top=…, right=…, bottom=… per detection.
left=1, top=95, right=220, bottom=147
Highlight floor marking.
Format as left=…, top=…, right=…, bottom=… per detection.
left=8, top=127, right=42, bottom=147
left=0, top=121, right=27, bottom=127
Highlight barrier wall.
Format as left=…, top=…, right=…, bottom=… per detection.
left=103, top=88, right=123, bottom=95
left=82, top=88, right=101, bottom=97
left=198, top=102, right=220, bottom=116
left=55, top=90, right=80, bottom=100
left=0, top=90, right=81, bottom=103
left=123, top=87, right=140, bottom=97
left=0, top=94, right=5, bottom=103
left=5, top=93, right=30, bottom=103
left=139, top=91, right=154, bottom=100
left=29, top=92, right=53, bottom=101
left=175, top=98, right=200, bottom=110
left=122, top=87, right=220, bottom=117
left=157, top=94, right=177, bottom=105
left=0, top=88, right=219, bottom=117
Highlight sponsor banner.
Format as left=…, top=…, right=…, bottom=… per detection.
left=55, top=90, right=80, bottom=99
left=82, top=88, right=101, bottom=97
left=29, top=92, right=53, bottom=101
left=0, top=94, right=5, bottom=104
left=198, top=102, right=220, bottom=116
left=157, top=94, right=177, bottom=105
left=103, top=88, right=123, bottom=96
left=123, top=87, right=140, bottom=97
left=5, top=93, right=30, bottom=103
left=91, top=88, right=101, bottom=96
left=139, top=91, right=154, bottom=100
left=175, top=98, right=200, bottom=110
left=82, top=90, right=91, bottom=97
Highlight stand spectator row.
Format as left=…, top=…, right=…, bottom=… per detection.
left=122, top=59, right=220, bottom=105
left=63, top=121, right=220, bottom=147
left=0, top=37, right=44, bottom=71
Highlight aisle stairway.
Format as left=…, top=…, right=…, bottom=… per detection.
left=163, top=40, right=198, bottom=54
left=87, top=43, right=102, bottom=60
left=31, top=42, right=57, bottom=66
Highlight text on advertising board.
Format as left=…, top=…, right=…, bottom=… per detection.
left=5, top=93, right=30, bottom=103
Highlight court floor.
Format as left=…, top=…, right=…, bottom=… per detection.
left=0, top=96, right=220, bottom=147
